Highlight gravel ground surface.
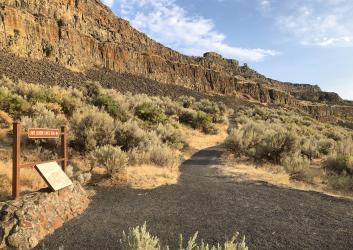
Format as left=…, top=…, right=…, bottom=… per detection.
left=36, top=145, right=353, bottom=250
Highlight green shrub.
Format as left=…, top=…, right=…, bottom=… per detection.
left=21, top=103, right=67, bottom=128
left=120, top=223, right=161, bottom=250
left=156, top=123, right=185, bottom=149
left=179, top=96, right=195, bottom=108
left=317, top=139, right=336, bottom=155
left=193, top=111, right=214, bottom=133
left=128, top=143, right=179, bottom=167
left=327, top=173, right=353, bottom=191
left=179, top=109, right=196, bottom=126
left=61, top=95, right=83, bottom=116
left=281, top=153, right=311, bottom=181
left=324, top=156, right=353, bottom=176
left=135, top=103, right=168, bottom=125
left=0, top=111, right=13, bottom=129
left=179, top=231, right=248, bottom=250
left=301, top=138, right=319, bottom=160
left=116, top=120, right=150, bottom=151
left=179, top=110, right=216, bottom=134
left=120, top=223, right=249, bottom=250
left=197, top=99, right=219, bottom=114
left=94, top=94, right=128, bottom=121
left=226, top=122, right=263, bottom=156
left=89, top=145, right=128, bottom=175
left=0, top=89, right=30, bottom=117
left=254, top=129, right=299, bottom=164
left=71, top=107, right=116, bottom=152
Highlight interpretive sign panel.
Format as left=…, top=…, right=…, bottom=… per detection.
left=35, top=162, right=73, bottom=191
left=28, top=128, right=60, bottom=139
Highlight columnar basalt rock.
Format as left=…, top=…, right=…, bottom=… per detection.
left=0, top=0, right=336, bottom=105
left=0, top=0, right=352, bottom=121
left=0, top=182, right=90, bottom=249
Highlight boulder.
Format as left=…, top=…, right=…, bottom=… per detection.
left=0, top=182, right=90, bottom=249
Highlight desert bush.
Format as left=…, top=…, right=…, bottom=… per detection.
left=197, top=99, right=220, bottom=115
left=327, top=173, right=353, bottom=191
left=281, top=153, right=311, bottom=181
left=324, top=128, right=344, bottom=141
left=156, top=123, right=185, bottom=149
left=21, top=103, right=67, bottom=128
left=317, top=139, right=336, bottom=156
left=179, top=95, right=196, bottom=108
left=71, top=107, right=116, bottom=152
left=120, top=223, right=161, bottom=250
left=135, top=103, right=168, bottom=125
left=227, top=121, right=264, bottom=155
left=94, top=94, right=128, bottom=121
left=89, top=145, right=128, bottom=175
left=335, top=138, right=353, bottom=157
left=116, top=120, right=150, bottom=151
left=120, top=223, right=248, bottom=250
left=128, top=143, right=179, bottom=167
left=251, top=128, right=299, bottom=164
left=179, top=232, right=248, bottom=250
left=301, top=138, right=319, bottom=160
left=159, top=97, right=182, bottom=116
left=0, top=88, right=30, bottom=117
left=61, top=95, right=83, bottom=116
left=0, top=111, right=13, bottom=129
left=179, top=109, right=197, bottom=126
left=193, top=111, right=215, bottom=134
left=324, top=156, right=353, bottom=176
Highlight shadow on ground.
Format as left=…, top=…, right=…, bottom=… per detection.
left=36, top=145, right=353, bottom=250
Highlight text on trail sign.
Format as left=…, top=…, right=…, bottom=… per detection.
left=28, top=128, right=60, bottom=139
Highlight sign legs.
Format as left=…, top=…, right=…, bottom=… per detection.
left=12, top=122, right=21, bottom=200
left=61, top=126, right=68, bottom=174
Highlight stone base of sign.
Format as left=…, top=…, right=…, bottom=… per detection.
left=0, top=182, right=90, bottom=249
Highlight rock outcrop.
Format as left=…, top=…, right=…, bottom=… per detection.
left=0, top=182, right=90, bottom=249
left=0, top=0, right=352, bottom=122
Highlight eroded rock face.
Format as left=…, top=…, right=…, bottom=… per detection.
left=0, top=0, right=352, bottom=121
left=0, top=0, right=336, bottom=105
left=0, top=182, right=90, bottom=249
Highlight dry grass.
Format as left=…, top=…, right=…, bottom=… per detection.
left=99, top=165, right=179, bottom=190
left=216, top=156, right=353, bottom=199
left=181, top=120, right=229, bottom=159
left=0, top=161, right=47, bottom=201
left=123, top=165, right=179, bottom=189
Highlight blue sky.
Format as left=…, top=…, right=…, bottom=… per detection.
left=103, top=0, right=353, bottom=100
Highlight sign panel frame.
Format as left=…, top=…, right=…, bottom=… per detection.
left=35, top=162, right=73, bottom=191
left=28, top=128, right=60, bottom=139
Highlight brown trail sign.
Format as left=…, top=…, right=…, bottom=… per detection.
left=28, top=128, right=60, bottom=139
left=12, top=123, right=69, bottom=199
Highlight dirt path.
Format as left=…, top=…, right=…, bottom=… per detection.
left=37, top=145, right=353, bottom=250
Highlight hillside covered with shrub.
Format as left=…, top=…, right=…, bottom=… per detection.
left=0, top=76, right=227, bottom=199
left=227, top=106, right=353, bottom=193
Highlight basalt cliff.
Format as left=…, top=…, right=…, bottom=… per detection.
left=0, top=0, right=352, bottom=124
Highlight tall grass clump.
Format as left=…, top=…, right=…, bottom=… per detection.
left=120, top=223, right=248, bottom=250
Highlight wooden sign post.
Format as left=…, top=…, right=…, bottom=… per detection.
left=12, top=123, right=68, bottom=199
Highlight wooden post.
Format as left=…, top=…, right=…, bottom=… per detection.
left=61, top=126, right=67, bottom=173
left=12, top=122, right=21, bottom=199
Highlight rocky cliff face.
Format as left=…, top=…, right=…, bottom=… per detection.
left=0, top=0, right=352, bottom=123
